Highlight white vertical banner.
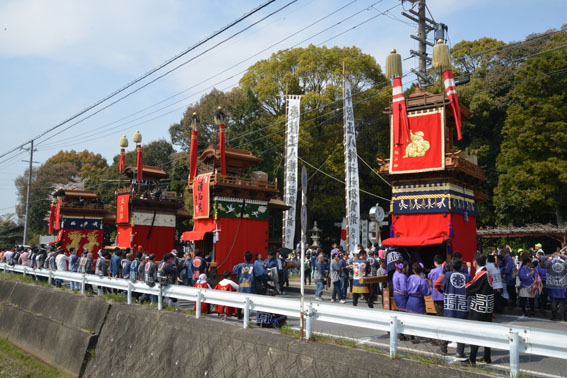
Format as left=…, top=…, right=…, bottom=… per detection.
left=361, top=219, right=368, bottom=249
left=344, top=81, right=360, bottom=253
left=283, top=97, right=301, bottom=249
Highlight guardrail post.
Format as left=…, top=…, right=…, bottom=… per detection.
left=389, top=316, right=399, bottom=359
left=157, top=283, right=163, bottom=311
left=81, top=274, right=86, bottom=295
left=243, top=297, right=250, bottom=329
left=23, top=267, right=27, bottom=277
left=127, top=282, right=133, bottom=305
left=48, top=271, right=53, bottom=286
left=305, top=302, right=313, bottom=340
left=195, top=291, right=202, bottom=319
left=509, top=331, right=520, bottom=378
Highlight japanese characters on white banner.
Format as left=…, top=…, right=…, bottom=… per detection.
left=283, top=97, right=301, bottom=249
left=344, top=81, right=361, bottom=253
left=361, top=219, right=368, bottom=249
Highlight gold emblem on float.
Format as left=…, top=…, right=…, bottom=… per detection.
left=403, top=131, right=430, bottom=158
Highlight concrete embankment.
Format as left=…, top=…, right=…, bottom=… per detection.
left=0, top=280, right=109, bottom=376
left=0, top=278, right=484, bottom=377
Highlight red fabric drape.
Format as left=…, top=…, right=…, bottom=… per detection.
left=48, top=202, right=56, bottom=234
left=388, top=213, right=450, bottom=245
left=54, top=200, right=61, bottom=230
left=215, top=218, right=268, bottom=273
left=450, top=213, right=477, bottom=264
left=189, top=130, right=198, bottom=181
left=391, top=76, right=410, bottom=146
left=219, top=124, right=226, bottom=176
left=136, top=145, right=143, bottom=182
left=442, top=70, right=462, bottom=140
left=119, top=149, right=125, bottom=173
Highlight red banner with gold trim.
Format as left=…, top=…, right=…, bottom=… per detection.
left=390, top=108, right=445, bottom=174
left=116, top=193, right=130, bottom=224
left=193, top=174, right=210, bottom=219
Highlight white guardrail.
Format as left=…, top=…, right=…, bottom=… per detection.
left=2, top=263, right=566, bottom=377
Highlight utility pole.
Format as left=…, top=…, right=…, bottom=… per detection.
left=402, top=0, right=447, bottom=87
left=22, top=139, right=35, bottom=245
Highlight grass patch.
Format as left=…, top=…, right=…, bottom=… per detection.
left=0, top=337, right=73, bottom=378
left=0, top=273, right=51, bottom=288
left=279, top=326, right=301, bottom=338
left=98, top=293, right=127, bottom=303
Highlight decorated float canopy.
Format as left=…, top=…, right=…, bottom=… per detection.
left=47, top=189, right=107, bottom=254
left=183, top=135, right=288, bottom=275
left=378, top=50, right=485, bottom=266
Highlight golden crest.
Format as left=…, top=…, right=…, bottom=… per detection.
left=403, top=131, right=430, bottom=158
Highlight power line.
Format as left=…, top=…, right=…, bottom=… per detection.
left=36, top=0, right=381, bottom=151
left=33, top=0, right=299, bottom=149
left=299, top=157, right=390, bottom=202
left=0, top=0, right=279, bottom=161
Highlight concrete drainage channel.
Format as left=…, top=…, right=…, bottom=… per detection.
left=0, top=278, right=492, bottom=378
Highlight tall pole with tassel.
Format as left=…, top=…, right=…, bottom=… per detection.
left=133, top=130, right=143, bottom=195
left=433, top=39, right=462, bottom=140
left=214, top=107, right=227, bottom=176
left=119, top=135, right=128, bottom=173
left=189, top=112, right=200, bottom=182
left=386, top=49, right=410, bottom=146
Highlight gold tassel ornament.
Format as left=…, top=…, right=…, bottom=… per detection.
left=432, top=39, right=452, bottom=72
left=385, top=49, right=403, bottom=78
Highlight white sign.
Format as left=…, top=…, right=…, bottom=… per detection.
left=343, top=81, right=361, bottom=253
left=283, top=97, right=301, bottom=249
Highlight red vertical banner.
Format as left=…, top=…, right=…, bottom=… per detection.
left=390, top=108, right=445, bottom=174
left=136, top=145, right=143, bottom=182
left=193, top=174, right=210, bottom=219
left=54, top=200, right=61, bottom=230
left=48, top=202, right=56, bottom=234
left=116, top=193, right=130, bottom=224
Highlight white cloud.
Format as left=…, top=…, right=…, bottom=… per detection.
left=0, top=0, right=184, bottom=71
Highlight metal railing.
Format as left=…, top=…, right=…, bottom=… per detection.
left=2, top=263, right=566, bottom=378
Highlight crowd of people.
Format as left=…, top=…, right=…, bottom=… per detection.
left=2, top=241, right=567, bottom=363
left=295, top=241, right=567, bottom=365
left=0, top=245, right=289, bottom=329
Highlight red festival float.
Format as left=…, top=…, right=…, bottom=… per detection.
left=47, top=188, right=108, bottom=254
left=182, top=109, right=288, bottom=279
left=113, top=132, right=185, bottom=260
left=378, top=46, right=486, bottom=270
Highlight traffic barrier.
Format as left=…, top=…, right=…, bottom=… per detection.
left=2, top=263, right=566, bottom=378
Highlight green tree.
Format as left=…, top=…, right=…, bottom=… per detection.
left=0, top=214, right=23, bottom=247
left=494, top=31, right=567, bottom=224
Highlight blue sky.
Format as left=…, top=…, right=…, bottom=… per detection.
left=0, top=0, right=565, bottom=218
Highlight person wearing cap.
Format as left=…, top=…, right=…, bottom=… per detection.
left=535, top=243, right=545, bottom=256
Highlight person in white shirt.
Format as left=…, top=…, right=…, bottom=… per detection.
left=55, top=249, right=69, bottom=288
left=486, top=254, right=504, bottom=313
